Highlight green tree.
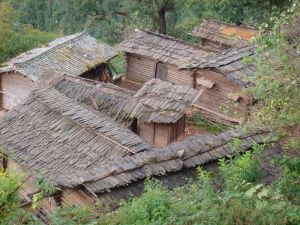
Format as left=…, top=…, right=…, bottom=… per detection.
left=0, top=169, right=23, bottom=224
left=246, top=1, right=300, bottom=133
left=203, top=0, right=292, bottom=25
left=0, top=2, right=57, bottom=64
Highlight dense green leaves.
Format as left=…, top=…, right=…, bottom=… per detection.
left=98, top=154, right=299, bottom=225
left=246, top=1, right=300, bottom=134
left=0, top=169, right=23, bottom=224
left=5, top=0, right=292, bottom=47
left=0, top=2, right=57, bottom=64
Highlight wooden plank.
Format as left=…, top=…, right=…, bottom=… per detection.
left=139, top=121, right=155, bottom=145
left=193, top=103, right=240, bottom=124
left=154, top=124, right=170, bottom=147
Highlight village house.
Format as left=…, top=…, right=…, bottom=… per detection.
left=116, top=28, right=256, bottom=125
left=0, top=75, right=270, bottom=216
left=115, top=29, right=217, bottom=90
left=46, top=75, right=201, bottom=147
left=0, top=31, right=117, bottom=111
left=181, top=45, right=256, bottom=124
left=189, top=19, right=259, bottom=50
left=129, top=79, right=202, bottom=147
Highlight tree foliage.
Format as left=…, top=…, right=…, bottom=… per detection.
left=246, top=1, right=300, bottom=134
left=0, top=1, right=299, bottom=224
left=5, top=0, right=292, bottom=46
left=202, top=0, right=291, bottom=25
left=0, top=2, right=57, bottom=64
left=0, top=169, right=23, bottom=224
left=98, top=154, right=299, bottom=225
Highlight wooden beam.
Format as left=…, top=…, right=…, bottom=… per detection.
left=192, top=103, right=240, bottom=124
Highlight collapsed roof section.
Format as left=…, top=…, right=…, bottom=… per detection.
left=190, top=19, right=259, bottom=47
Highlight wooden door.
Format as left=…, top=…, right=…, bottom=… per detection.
left=155, top=62, right=167, bottom=81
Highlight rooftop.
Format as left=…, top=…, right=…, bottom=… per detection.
left=0, top=32, right=117, bottom=81
left=131, top=79, right=201, bottom=123
left=116, top=29, right=217, bottom=67
left=181, top=45, right=256, bottom=87
left=191, top=19, right=259, bottom=47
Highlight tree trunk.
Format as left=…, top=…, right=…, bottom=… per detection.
left=158, top=8, right=167, bottom=34
left=236, top=7, right=244, bottom=25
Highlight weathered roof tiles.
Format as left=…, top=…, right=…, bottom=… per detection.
left=131, top=79, right=202, bottom=123
left=182, top=45, right=256, bottom=87
left=0, top=85, right=151, bottom=184
left=0, top=31, right=117, bottom=81
left=0, top=74, right=271, bottom=194
left=190, top=19, right=259, bottom=46
left=116, top=29, right=217, bottom=67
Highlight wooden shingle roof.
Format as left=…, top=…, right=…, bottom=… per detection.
left=181, top=45, right=256, bottom=87
left=116, top=29, right=216, bottom=67
left=0, top=74, right=270, bottom=194
left=46, top=76, right=200, bottom=124
left=57, top=129, right=271, bottom=193
left=190, top=19, right=259, bottom=46
left=131, top=79, right=201, bottom=123
left=0, top=84, right=151, bottom=185
left=48, top=75, right=136, bottom=127
left=0, top=32, right=117, bottom=81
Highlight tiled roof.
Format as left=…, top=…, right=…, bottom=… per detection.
left=182, top=46, right=256, bottom=87
left=0, top=32, right=117, bottom=81
left=116, top=29, right=216, bottom=67
left=131, top=79, right=201, bottom=123
left=191, top=19, right=259, bottom=46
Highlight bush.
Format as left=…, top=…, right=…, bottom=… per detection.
left=219, top=143, right=264, bottom=189
left=98, top=163, right=300, bottom=225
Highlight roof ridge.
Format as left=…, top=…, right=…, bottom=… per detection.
left=130, top=29, right=218, bottom=52
left=73, top=129, right=271, bottom=191
left=14, top=31, right=88, bottom=68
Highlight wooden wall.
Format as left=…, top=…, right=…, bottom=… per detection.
left=193, top=69, right=248, bottom=121
left=0, top=72, right=35, bottom=110
left=61, top=188, right=96, bottom=208
left=167, top=65, right=193, bottom=86
left=125, top=53, right=194, bottom=87
left=138, top=117, right=186, bottom=147
left=126, top=53, right=156, bottom=83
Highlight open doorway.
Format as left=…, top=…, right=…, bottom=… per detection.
left=155, top=62, right=167, bottom=81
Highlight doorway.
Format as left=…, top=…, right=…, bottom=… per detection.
left=155, top=62, right=167, bottom=81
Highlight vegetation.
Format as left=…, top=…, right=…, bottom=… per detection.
left=0, top=0, right=293, bottom=64
left=0, top=0, right=299, bottom=224
left=0, top=2, right=57, bottom=64
left=98, top=159, right=299, bottom=225
left=245, top=2, right=300, bottom=135
left=189, top=112, right=230, bottom=132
